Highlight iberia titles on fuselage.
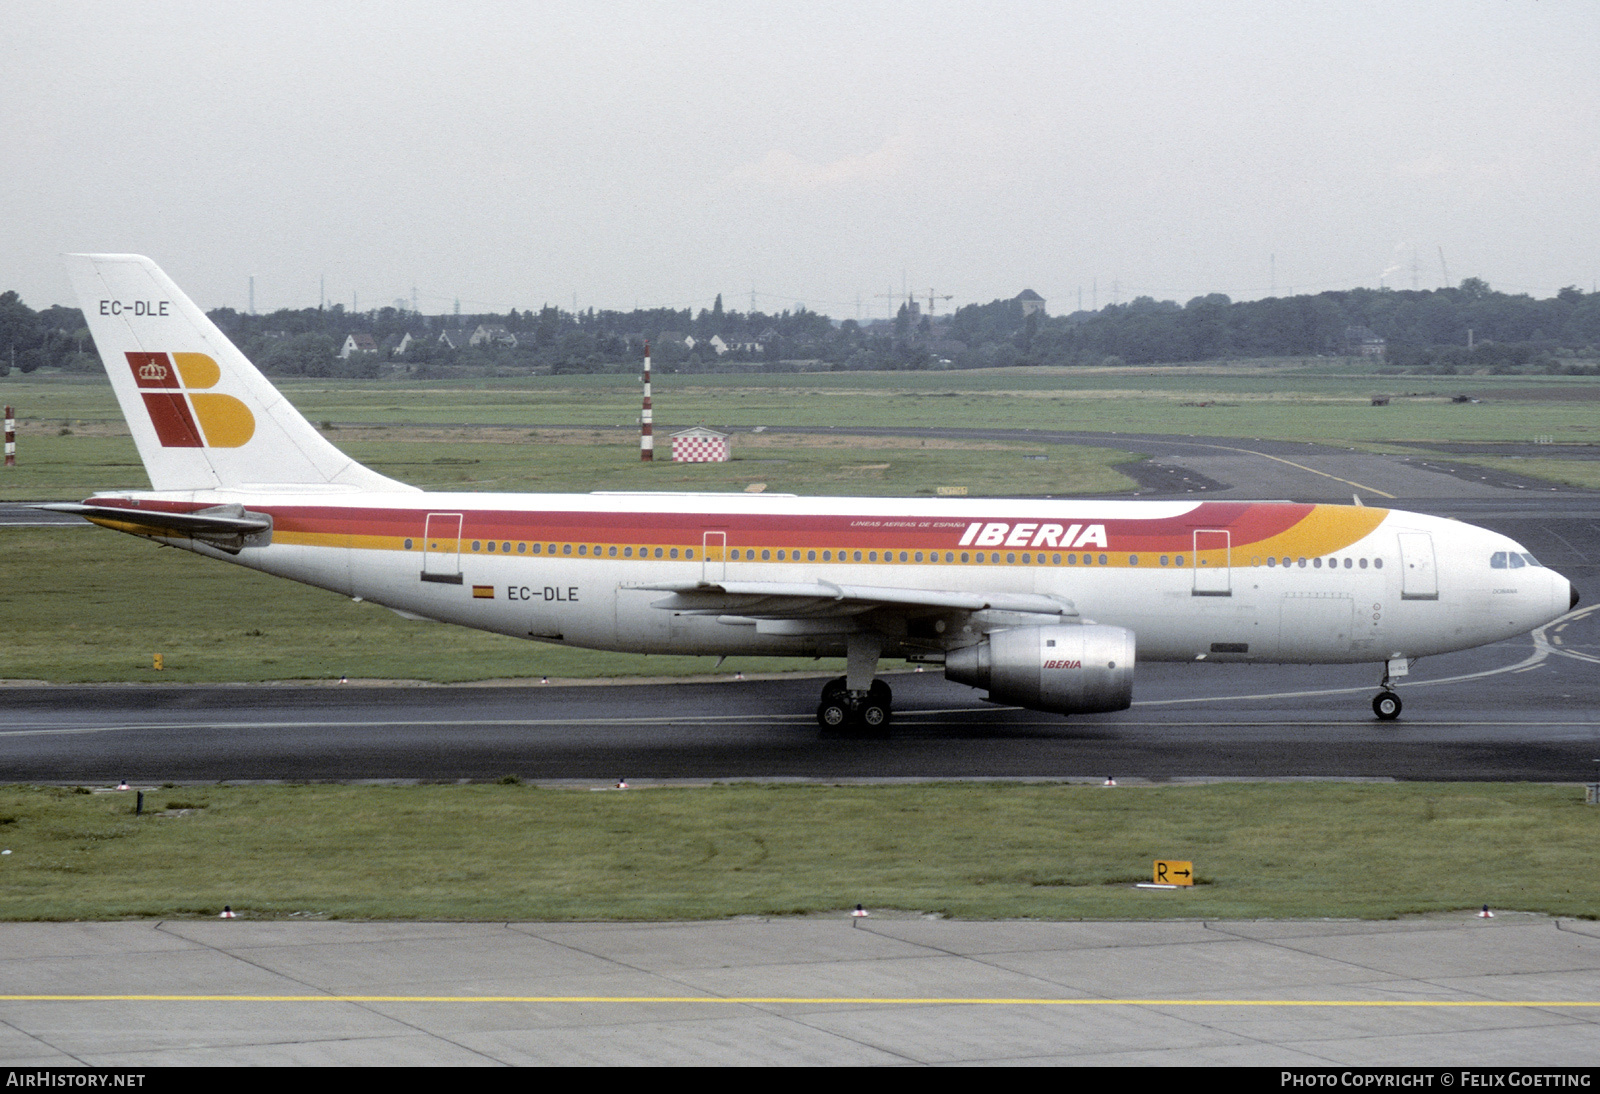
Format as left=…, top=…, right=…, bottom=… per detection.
left=50, top=254, right=1577, bottom=728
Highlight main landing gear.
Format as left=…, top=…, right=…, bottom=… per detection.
left=1372, top=657, right=1407, bottom=721
left=817, top=634, right=891, bottom=735
left=817, top=676, right=892, bottom=735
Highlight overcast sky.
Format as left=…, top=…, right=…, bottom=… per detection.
left=5, top=1, right=1596, bottom=318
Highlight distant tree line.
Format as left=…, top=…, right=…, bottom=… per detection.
left=0, top=291, right=98, bottom=375
left=3, top=279, right=1598, bottom=380
left=942, top=279, right=1600, bottom=372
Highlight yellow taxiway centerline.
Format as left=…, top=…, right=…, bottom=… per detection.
left=2, top=995, right=1598, bottom=1007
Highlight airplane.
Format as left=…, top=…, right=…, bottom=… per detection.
left=44, top=254, right=1578, bottom=730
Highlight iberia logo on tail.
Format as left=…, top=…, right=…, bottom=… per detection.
left=127, top=352, right=255, bottom=448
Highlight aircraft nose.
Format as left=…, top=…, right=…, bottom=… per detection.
left=1571, top=580, right=1581, bottom=611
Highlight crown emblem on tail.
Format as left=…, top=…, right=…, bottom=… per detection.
left=138, top=360, right=168, bottom=381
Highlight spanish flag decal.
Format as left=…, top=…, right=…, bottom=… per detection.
left=472, top=585, right=495, bottom=599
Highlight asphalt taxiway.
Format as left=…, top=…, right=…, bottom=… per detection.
left=3, top=485, right=1596, bottom=784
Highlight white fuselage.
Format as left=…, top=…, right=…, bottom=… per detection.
left=89, top=489, right=1572, bottom=668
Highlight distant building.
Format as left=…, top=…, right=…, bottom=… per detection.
left=1345, top=326, right=1386, bottom=358
left=338, top=333, right=378, bottom=359
left=470, top=323, right=517, bottom=348
left=671, top=426, right=730, bottom=463
left=392, top=332, right=423, bottom=356
left=1015, top=289, right=1046, bottom=317
left=438, top=329, right=470, bottom=350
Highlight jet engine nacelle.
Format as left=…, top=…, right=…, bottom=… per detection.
left=945, top=624, right=1136, bottom=715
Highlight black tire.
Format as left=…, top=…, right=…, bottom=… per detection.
left=867, top=679, right=892, bottom=706
left=858, top=701, right=891, bottom=738
left=820, top=676, right=848, bottom=704
left=1373, top=691, right=1402, bottom=720
left=817, top=700, right=850, bottom=729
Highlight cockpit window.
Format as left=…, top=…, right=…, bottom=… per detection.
left=1492, top=551, right=1542, bottom=569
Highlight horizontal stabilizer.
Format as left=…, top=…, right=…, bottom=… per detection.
left=37, top=502, right=271, bottom=554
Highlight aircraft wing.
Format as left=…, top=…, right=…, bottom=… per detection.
left=630, top=579, right=1078, bottom=621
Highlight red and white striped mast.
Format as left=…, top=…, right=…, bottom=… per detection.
left=640, top=342, right=653, bottom=462
left=3, top=406, right=13, bottom=468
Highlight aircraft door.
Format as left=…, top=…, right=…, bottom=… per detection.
left=703, top=531, right=727, bottom=583
left=422, top=512, right=464, bottom=584
left=1192, top=529, right=1231, bottom=596
left=1398, top=532, right=1439, bottom=600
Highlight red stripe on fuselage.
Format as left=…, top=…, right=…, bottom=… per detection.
left=88, top=499, right=1320, bottom=552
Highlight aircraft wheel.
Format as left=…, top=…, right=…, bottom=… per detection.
left=821, top=676, right=848, bottom=703
left=868, top=679, right=892, bottom=707
left=1373, top=691, right=1402, bottom=721
left=859, top=700, right=891, bottom=737
left=817, top=700, right=851, bottom=729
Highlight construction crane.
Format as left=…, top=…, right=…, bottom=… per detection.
left=925, top=288, right=953, bottom=318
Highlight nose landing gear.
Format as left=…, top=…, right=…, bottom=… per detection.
left=1373, top=657, right=1408, bottom=721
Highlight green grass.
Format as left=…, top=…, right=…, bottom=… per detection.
left=0, top=782, right=1594, bottom=921
left=0, top=423, right=1137, bottom=502
left=8, top=360, right=1600, bottom=449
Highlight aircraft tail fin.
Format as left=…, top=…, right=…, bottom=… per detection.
left=64, top=254, right=415, bottom=494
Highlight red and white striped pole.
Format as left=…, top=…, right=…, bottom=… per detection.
left=640, top=342, right=653, bottom=462
left=3, top=406, right=13, bottom=467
